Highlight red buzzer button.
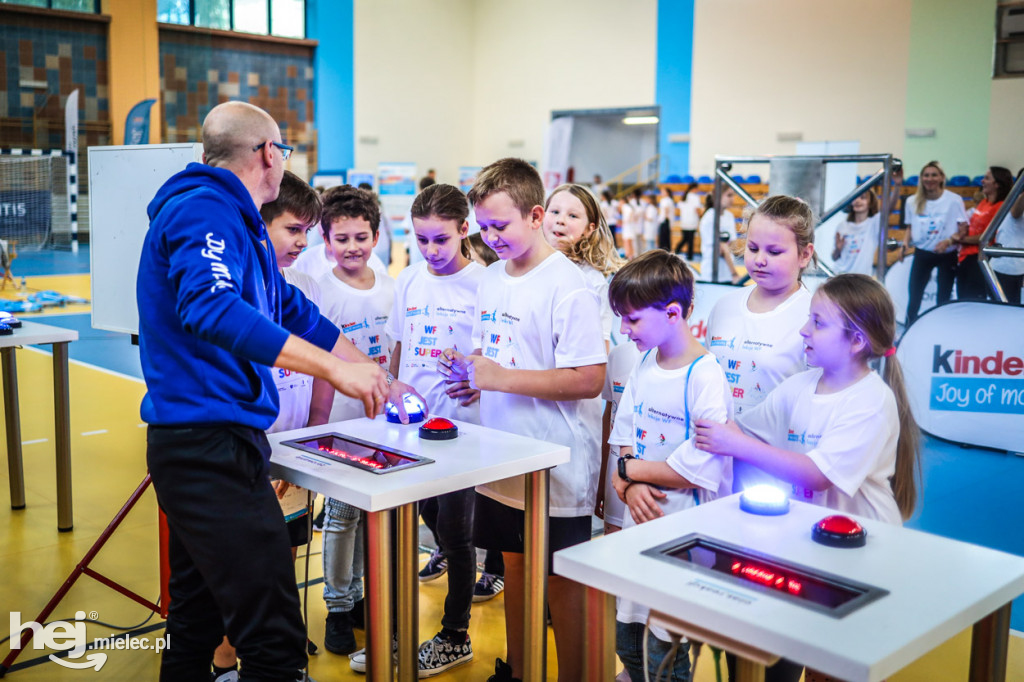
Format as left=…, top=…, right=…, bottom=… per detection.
left=812, top=515, right=866, bottom=548
left=419, top=418, right=458, bottom=440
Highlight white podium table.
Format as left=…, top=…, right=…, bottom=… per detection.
left=1, top=320, right=78, bottom=531
left=554, top=494, right=1024, bottom=682
left=269, top=417, right=570, bottom=682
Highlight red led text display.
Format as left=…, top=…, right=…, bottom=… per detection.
left=283, top=433, right=432, bottom=474
left=644, top=534, right=888, bottom=617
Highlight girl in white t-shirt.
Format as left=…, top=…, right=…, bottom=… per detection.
left=832, top=191, right=881, bottom=276
left=618, top=196, right=636, bottom=260
left=993, top=174, right=1024, bottom=305
left=385, top=183, right=484, bottom=673
left=697, top=273, right=920, bottom=526
left=698, top=187, right=742, bottom=283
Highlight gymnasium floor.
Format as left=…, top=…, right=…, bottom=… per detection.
left=0, top=246, right=1022, bottom=681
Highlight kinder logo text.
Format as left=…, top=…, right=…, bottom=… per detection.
left=930, top=345, right=1024, bottom=415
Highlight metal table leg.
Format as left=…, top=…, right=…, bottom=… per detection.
left=2, top=347, right=24, bottom=510
left=582, top=586, right=615, bottom=681
left=969, top=602, right=1011, bottom=682
left=396, top=502, right=419, bottom=682
left=365, top=509, right=395, bottom=682
left=523, top=469, right=550, bottom=682
left=53, top=342, right=72, bottom=531
left=735, top=658, right=767, bottom=682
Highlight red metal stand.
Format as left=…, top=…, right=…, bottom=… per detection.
left=0, top=474, right=169, bottom=677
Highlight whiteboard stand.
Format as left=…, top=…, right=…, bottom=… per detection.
left=88, top=143, right=203, bottom=336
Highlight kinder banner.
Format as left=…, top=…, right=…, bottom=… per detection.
left=897, top=301, right=1023, bottom=452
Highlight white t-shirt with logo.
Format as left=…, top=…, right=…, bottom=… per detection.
left=385, top=261, right=484, bottom=423
left=737, top=368, right=901, bottom=525
left=698, top=208, right=737, bottom=283
left=600, top=341, right=642, bottom=528
left=834, top=213, right=881, bottom=276
left=994, top=212, right=1024, bottom=276
left=609, top=350, right=732, bottom=633
left=706, top=285, right=811, bottom=493
left=316, top=269, right=396, bottom=422
left=473, top=252, right=607, bottom=517
left=619, top=202, right=636, bottom=239
left=268, top=268, right=321, bottom=435
left=904, top=190, right=967, bottom=252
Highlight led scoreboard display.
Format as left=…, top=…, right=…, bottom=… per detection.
left=283, top=433, right=433, bottom=474
left=643, top=534, right=888, bottom=617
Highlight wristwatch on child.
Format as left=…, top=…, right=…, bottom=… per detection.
left=617, top=454, right=635, bottom=483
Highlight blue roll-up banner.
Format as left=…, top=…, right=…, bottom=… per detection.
left=0, top=190, right=51, bottom=238
left=897, top=301, right=1023, bottom=453
left=124, top=99, right=157, bottom=145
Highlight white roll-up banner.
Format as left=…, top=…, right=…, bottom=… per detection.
left=897, top=301, right=1023, bottom=452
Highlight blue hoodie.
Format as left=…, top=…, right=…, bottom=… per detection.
left=138, top=163, right=340, bottom=429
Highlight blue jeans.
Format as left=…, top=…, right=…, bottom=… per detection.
left=616, top=621, right=691, bottom=682
left=322, top=497, right=364, bottom=613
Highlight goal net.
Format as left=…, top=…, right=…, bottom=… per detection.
left=0, top=152, right=71, bottom=250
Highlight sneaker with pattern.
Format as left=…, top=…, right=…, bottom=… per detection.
left=417, top=631, right=473, bottom=678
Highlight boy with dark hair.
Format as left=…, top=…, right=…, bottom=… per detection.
left=443, top=157, right=606, bottom=682
left=311, top=185, right=397, bottom=665
left=608, top=249, right=733, bottom=681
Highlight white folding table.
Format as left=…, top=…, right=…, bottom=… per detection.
left=269, top=416, right=569, bottom=682
left=554, top=494, right=1024, bottom=681
left=2, top=320, right=78, bottom=531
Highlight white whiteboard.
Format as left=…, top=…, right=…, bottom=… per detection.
left=89, top=143, right=203, bottom=334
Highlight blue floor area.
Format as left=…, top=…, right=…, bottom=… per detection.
left=907, top=435, right=1024, bottom=630
left=32, top=313, right=142, bottom=380
left=10, top=244, right=91, bottom=276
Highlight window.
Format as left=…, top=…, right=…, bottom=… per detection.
left=996, top=1, right=1024, bottom=77
left=1, top=0, right=99, bottom=11
left=156, top=0, right=305, bottom=38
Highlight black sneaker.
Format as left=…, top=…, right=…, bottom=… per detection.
left=417, top=631, right=472, bottom=678
left=472, top=572, right=504, bottom=602
left=486, top=658, right=522, bottom=682
left=307, top=637, right=318, bottom=655
left=418, top=548, right=447, bottom=582
left=324, top=610, right=357, bottom=655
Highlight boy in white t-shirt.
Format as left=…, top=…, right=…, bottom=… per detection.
left=441, top=158, right=606, bottom=682
left=607, top=250, right=732, bottom=682
left=310, top=186, right=403, bottom=659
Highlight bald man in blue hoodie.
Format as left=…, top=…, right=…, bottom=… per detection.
left=138, top=101, right=415, bottom=682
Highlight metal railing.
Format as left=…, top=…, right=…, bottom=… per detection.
left=977, top=170, right=1024, bottom=303
left=712, top=154, right=900, bottom=284
left=606, top=155, right=660, bottom=199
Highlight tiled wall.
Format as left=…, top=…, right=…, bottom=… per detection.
left=0, top=9, right=110, bottom=149
left=159, top=28, right=315, bottom=155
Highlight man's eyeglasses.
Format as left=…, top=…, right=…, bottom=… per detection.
left=253, top=140, right=294, bottom=161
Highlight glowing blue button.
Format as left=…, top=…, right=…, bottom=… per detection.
left=385, top=394, right=427, bottom=423
left=739, top=485, right=790, bottom=516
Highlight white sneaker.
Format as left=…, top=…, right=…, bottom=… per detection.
left=349, top=637, right=398, bottom=674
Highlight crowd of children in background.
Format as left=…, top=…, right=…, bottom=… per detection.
left=224, top=157, right=1024, bottom=682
